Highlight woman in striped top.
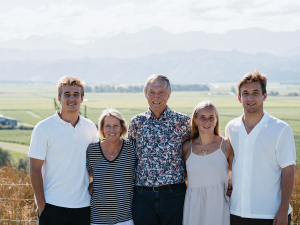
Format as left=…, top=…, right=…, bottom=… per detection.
left=86, top=108, right=136, bottom=225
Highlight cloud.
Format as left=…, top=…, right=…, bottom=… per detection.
left=0, top=0, right=299, bottom=42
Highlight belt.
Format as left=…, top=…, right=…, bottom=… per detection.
left=136, top=183, right=185, bottom=192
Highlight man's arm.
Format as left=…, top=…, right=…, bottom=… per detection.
left=273, top=165, right=295, bottom=225
left=29, top=158, right=45, bottom=216
left=225, top=138, right=234, bottom=196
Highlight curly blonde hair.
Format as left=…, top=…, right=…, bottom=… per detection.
left=57, top=76, right=86, bottom=97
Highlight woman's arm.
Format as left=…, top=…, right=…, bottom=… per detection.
left=88, top=169, right=93, bottom=195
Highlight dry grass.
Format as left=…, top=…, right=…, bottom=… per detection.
left=0, top=164, right=36, bottom=224
left=1, top=164, right=300, bottom=224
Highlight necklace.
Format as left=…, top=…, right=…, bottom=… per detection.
left=199, top=136, right=215, bottom=156
left=105, top=140, right=121, bottom=158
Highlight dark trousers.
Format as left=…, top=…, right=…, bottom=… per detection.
left=38, top=203, right=90, bottom=225
left=230, top=214, right=292, bottom=225
left=132, top=183, right=186, bottom=225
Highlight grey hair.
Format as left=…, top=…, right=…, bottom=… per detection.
left=143, top=74, right=172, bottom=95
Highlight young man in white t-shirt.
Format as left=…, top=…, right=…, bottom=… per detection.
left=226, top=70, right=296, bottom=225
left=28, top=76, right=98, bottom=225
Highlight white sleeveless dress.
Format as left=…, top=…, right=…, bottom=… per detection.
left=183, top=139, right=230, bottom=225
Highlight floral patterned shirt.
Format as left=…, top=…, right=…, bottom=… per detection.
left=128, top=105, right=191, bottom=187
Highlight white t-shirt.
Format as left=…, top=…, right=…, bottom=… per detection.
left=225, top=111, right=296, bottom=219
left=28, top=111, right=98, bottom=208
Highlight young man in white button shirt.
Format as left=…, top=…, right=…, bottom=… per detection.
left=226, top=70, right=296, bottom=225
left=28, top=76, right=98, bottom=225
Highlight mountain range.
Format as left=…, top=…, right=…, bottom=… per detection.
left=0, top=27, right=300, bottom=83
left=1, top=49, right=299, bottom=84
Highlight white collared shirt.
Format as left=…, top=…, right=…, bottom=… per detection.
left=225, top=111, right=296, bottom=219
left=28, top=111, right=98, bottom=208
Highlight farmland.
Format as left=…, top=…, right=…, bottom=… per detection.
left=0, top=82, right=300, bottom=223
left=0, top=82, right=299, bottom=161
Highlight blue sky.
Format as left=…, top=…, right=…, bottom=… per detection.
left=1, top=0, right=300, bottom=43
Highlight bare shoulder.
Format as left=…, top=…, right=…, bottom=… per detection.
left=182, top=139, right=191, bottom=160
left=225, top=138, right=231, bottom=147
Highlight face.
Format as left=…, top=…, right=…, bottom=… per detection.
left=145, top=79, right=170, bottom=116
left=238, top=82, right=267, bottom=114
left=194, top=107, right=217, bottom=134
left=58, top=85, right=83, bottom=114
left=102, top=116, right=122, bottom=141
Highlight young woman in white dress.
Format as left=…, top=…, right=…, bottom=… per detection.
left=182, top=100, right=234, bottom=225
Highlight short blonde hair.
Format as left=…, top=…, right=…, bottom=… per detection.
left=98, top=108, right=127, bottom=138
left=57, top=76, right=86, bottom=97
left=190, top=100, right=220, bottom=139
left=237, top=69, right=267, bottom=96
left=143, top=74, right=171, bottom=95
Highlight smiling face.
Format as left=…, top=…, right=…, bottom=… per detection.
left=58, top=85, right=83, bottom=114
left=238, top=82, right=267, bottom=115
left=194, top=107, right=218, bottom=135
left=145, top=79, right=170, bottom=118
left=103, top=115, right=122, bottom=142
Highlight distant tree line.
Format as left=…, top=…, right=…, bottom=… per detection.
left=269, top=91, right=279, bottom=96
left=268, top=91, right=299, bottom=96
left=85, top=84, right=210, bottom=93
left=172, top=84, right=210, bottom=92
left=94, top=85, right=143, bottom=93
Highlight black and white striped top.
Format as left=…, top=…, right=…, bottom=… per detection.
left=86, top=139, right=136, bottom=225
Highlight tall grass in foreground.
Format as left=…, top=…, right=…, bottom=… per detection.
left=1, top=164, right=300, bottom=224
left=0, top=164, right=36, bottom=224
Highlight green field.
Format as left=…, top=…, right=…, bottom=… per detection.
left=1, top=83, right=300, bottom=161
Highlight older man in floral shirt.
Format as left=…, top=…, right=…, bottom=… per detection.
left=128, top=74, right=191, bottom=225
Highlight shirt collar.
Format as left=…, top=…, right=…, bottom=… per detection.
left=54, top=110, right=82, bottom=126
left=239, top=110, right=270, bottom=134
left=257, top=111, right=270, bottom=128
left=145, top=105, right=171, bottom=120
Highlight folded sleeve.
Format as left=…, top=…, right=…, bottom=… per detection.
left=27, top=126, right=48, bottom=160
left=127, top=119, right=137, bottom=141
left=91, top=123, right=99, bottom=143
left=276, top=125, right=296, bottom=168
left=225, top=124, right=230, bottom=139
left=182, top=116, right=191, bottom=141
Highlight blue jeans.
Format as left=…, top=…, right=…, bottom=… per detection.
left=132, top=183, right=186, bottom=225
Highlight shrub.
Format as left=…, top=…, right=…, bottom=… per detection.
left=0, top=148, right=11, bottom=166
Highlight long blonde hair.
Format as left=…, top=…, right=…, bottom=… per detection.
left=190, top=100, right=220, bottom=139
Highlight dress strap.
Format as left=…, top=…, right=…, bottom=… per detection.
left=223, top=138, right=226, bottom=154
left=189, top=140, right=193, bottom=154
left=219, top=138, right=224, bottom=150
